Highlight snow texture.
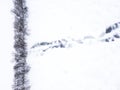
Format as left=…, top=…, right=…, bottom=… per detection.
left=30, top=22, right=120, bottom=55
left=1, top=0, right=120, bottom=90
left=27, top=0, right=120, bottom=90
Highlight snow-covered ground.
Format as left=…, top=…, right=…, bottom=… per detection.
left=28, top=40, right=120, bottom=90
left=1, top=0, right=120, bottom=90
left=0, top=0, right=14, bottom=90
left=27, top=0, right=120, bottom=90
left=27, top=0, right=120, bottom=46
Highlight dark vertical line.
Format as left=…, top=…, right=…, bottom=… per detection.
left=12, top=0, right=30, bottom=90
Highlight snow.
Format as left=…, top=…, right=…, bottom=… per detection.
left=28, top=41, right=120, bottom=90
left=0, top=0, right=14, bottom=90
left=1, top=0, right=120, bottom=90
left=27, top=0, right=120, bottom=45
left=27, top=0, right=120, bottom=90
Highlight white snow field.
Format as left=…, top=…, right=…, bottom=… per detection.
left=27, top=0, right=120, bottom=46
left=28, top=40, right=120, bottom=90
left=1, top=0, right=120, bottom=90
left=27, top=0, right=120, bottom=90
left=0, top=0, right=14, bottom=90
